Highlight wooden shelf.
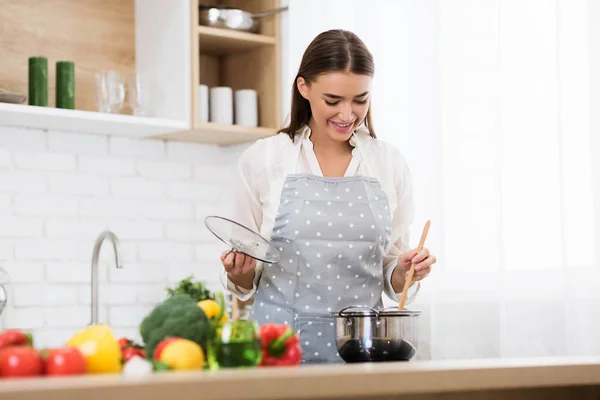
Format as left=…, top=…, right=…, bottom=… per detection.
left=153, top=122, right=276, bottom=145
left=0, top=0, right=191, bottom=132
left=0, top=0, right=136, bottom=113
left=0, top=1, right=281, bottom=146
left=0, top=103, right=187, bottom=137
left=190, top=0, right=282, bottom=144
left=198, top=25, right=276, bottom=55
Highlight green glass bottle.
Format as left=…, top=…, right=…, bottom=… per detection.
left=28, top=57, right=48, bottom=107
left=56, top=61, right=75, bottom=109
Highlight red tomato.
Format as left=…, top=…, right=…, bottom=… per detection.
left=0, top=346, right=44, bottom=378
left=44, top=347, right=86, bottom=376
left=118, top=337, right=130, bottom=350
left=0, top=330, right=32, bottom=350
left=122, top=347, right=145, bottom=362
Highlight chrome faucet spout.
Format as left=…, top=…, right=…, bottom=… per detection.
left=91, top=231, right=123, bottom=325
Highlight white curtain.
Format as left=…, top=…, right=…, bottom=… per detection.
left=282, top=0, right=600, bottom=359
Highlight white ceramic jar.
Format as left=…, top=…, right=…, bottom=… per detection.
left=210, top=86, right=233, bottom=124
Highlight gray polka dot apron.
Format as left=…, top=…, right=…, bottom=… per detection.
left=251, top=172, right=393, bottom=364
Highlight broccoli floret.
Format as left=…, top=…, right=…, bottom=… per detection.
left=140, top=294, right=210, bottom=360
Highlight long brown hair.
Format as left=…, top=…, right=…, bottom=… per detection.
left=278, top=29, right=376, bottom=141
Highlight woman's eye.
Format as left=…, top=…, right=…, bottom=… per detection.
left=324, top=99, right=367, bottom=106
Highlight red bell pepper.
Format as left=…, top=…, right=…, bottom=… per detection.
left=0, top=329, right=33, bottom=350
left=259, top=323, right=302, bottom=367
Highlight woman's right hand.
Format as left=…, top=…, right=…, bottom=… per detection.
left=221, top=250, right=256, bottom=290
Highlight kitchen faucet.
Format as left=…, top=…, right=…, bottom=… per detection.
left=91, top=231, right=123, bottom=325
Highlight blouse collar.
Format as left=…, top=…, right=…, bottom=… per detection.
left=295, top=124, right=367, bottom=152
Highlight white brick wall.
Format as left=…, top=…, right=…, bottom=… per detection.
left=0, top=126, right=243, bottom=348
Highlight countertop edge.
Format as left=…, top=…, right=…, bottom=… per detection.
left=2, top=356, right=600, bottom=400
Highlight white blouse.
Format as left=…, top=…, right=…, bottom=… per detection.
left=221, top=125, right=421, bottom=304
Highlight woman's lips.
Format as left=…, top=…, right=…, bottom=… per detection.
left=329, top=120, right=355, bottom=133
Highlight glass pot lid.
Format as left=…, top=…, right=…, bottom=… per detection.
left=333, top=305, right=422, bottom=317
left=204, top=216, right=281, bottom=264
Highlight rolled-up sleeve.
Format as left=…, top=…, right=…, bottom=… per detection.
left=219, top=143, right=265, bottom=301
left=382, top=151, right=421, bottom=304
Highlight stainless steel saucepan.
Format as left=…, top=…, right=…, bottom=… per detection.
left=199, top=5, right=289, bottom=33
left=332, top=305, right=421, bottom=362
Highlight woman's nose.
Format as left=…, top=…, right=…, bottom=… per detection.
left=338, top=103, right=354, bottom=122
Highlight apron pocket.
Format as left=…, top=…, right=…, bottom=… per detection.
left=294, top=316, right=340, bottom=364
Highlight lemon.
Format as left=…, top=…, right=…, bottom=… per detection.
left=159, top=339, right=205, bottom=371
left=197, top=299, right=228, bottom=323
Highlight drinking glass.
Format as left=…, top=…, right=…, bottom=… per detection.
left=126, top=73, right=152, bottom=117
left=95, top=70, right=125, bottom=113
left=207, top=320, right=262, bottom=370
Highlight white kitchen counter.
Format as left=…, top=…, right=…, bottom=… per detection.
left=1, top=356, right=600, bottom=400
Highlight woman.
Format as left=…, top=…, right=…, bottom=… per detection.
left=220, top=29, right=437, bottom=364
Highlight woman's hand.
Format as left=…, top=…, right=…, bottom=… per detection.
left=221, top=250, right=257, bottom=290
left=394, top=247, right=436, bottom=285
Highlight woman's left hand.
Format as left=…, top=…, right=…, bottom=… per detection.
left=396, top=247, right=436, bottom=282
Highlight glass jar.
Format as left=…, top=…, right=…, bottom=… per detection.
left=207, top=320, right=262, bottom=369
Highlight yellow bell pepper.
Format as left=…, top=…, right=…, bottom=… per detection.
left=66, top=324, right=122, bottom=374
left=197, top=299, right=228, bottom=323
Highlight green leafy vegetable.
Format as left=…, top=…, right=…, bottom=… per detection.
left=165, top=275, right=214, bottom=302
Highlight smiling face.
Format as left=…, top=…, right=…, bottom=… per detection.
left=297, top=70, right=372, bottom=143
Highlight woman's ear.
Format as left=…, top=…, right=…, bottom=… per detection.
left=296, top=76, right=309, bottom=100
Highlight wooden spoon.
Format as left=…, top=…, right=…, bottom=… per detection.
left=398, top=220, right=431, bottom=310
left=231, top=297, right=240, bottom=322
